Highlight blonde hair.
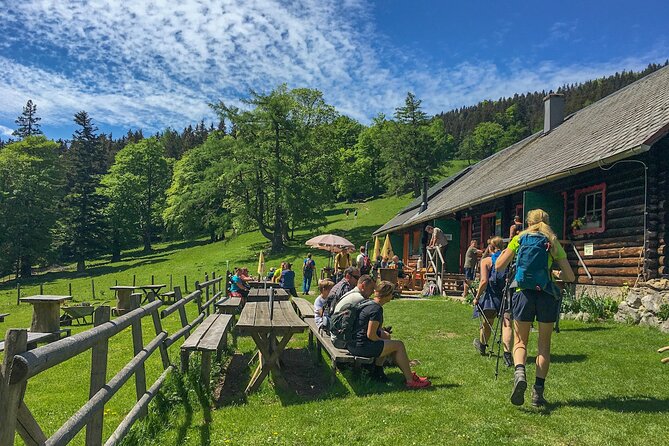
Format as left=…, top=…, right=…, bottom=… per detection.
left=375, top=281, right=395, bottom=298
left=318, top=279, right=335, bottom=293
left=519, top=209, right=559, bottom=254
left=488, top=236, right=504, bottom=251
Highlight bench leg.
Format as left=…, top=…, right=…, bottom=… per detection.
left=180, top=349, right=190, bottom=373
left=308, top=331, right=313, bottom=350
left=201, top=351, right=212, bottom=385
left=317, top=342, right=322, bottom=364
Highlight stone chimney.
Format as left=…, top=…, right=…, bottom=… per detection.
left=543, top=92, right=565, bottom=134
left=420, top=177, right=429, bottom=213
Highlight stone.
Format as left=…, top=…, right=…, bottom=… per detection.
left=641, top=293, right=662, bottom=314
left=639, top=314, right=659, bottom=327
left=645, top=278, right=669, bottom=291
left=660, top=320, right=669, bottom=334
left=614, top=302, right=641, bottom=324
left=625, top=290, right=643, bottom=309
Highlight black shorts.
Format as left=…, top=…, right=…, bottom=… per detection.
left=347, top=340, right=384, bottom=358
left=464, top=267, right=475, bottom=281
left=511, top=289, right=560, bottom=323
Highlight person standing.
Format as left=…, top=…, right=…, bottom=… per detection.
left=302, top=253, right=316, bottom=295
left=334, top=249, right=352, bottom=282
left=462, top=239, right=482, bottom=299
left=280, top=262, right=298, bottom=297
left=509, top=215, right=523, bottom=239
left=356, top=246, right=366, bottom=268
left=495, top=209, right=575, bottom=407
left=425, top=225, right=448, bottom=267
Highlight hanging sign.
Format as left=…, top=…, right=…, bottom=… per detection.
left=583, top=243, right=594, bottom=256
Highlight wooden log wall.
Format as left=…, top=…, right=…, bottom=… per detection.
left=653, top=136, right=669, bottom=277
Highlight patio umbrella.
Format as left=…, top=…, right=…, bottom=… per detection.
left=257, top=251, right=265, bottom=278
left=372, top=236, right=381, bottom=262
left=306, top=234, right=354, bottom=269
left=381, top=234, right=394, bottom=260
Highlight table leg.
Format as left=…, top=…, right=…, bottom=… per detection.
left=245, top=332, right=293, bottom=394
left=30, top=303, right=60, bottom=333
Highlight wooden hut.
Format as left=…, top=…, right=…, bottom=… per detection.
left=374, top=65, right=669, bottom=292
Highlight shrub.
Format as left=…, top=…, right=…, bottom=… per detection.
left=658, top=303, right=669, bottom=321
left=561, top=288, right=618, bottom=321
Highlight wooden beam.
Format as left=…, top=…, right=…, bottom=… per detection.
left=0, top=329, right=28, bottom=446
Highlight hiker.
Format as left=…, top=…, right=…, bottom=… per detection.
left=302, top=253, right=316, bottom=295
left=279, top=262, right=298, bottom=297
left=357, top=246, right=372, bottom=275
left=356, top=246, right=366, bottom=268
left=229, top=267, right=249, bottom=299
left=462, top=240, right=482, bottom=299
left=334, top=249, right=352, bottom=281
left=272, top=262, right=285, bottom=283
left=314, top=279, right=334, bottom=329
left=509, top=215, right=523, bottom=239
left=495, top=209, right=575, bottom=407
left=333, top=274, right=375, bottom=313
left=346, top=281, right=431, bottom=388
left=426, top=225, right=448, bottom=267
left=326, top=267, right=360, bottom=314
left=472, top=236, right=513, bottom=367
left=239, top=267, right=253, bottom=282
left=391, top=255, right=405, bottom=279
left=345, top=209, right=350, bottom=218
left=354, top=209, right=358, bottom=220
left=266, top=267, right=276, bottom=282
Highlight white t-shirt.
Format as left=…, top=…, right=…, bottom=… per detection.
left=314, top=295, right=327, bottom=326
left=356, top=253, right=365, bottom=267
left=333, top=288, right=366, bottom=313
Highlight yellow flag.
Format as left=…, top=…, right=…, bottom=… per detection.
left=257, top=251, right=265, bottom=277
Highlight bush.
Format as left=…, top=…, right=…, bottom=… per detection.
left=561, top=288, right=618, bottom=321
left=658, top=303, right=669, bottom=321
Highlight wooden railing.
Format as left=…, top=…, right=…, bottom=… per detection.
left=426, top=248, right=445, bottom=293
left=0, top=275, right=226, bottom=446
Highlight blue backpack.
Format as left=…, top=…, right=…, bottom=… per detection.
left=514, top=233, right=553, bottom=293
left=487, top=251, right=507, bottom=299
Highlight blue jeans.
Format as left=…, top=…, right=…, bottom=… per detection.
left=302, top=272, right=313, bottom=293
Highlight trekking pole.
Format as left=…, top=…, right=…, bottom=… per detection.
left=494, top=264, right=515, bottom=380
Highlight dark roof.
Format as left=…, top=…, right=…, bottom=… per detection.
left=372, top=167, right=471, bottom=236
left=374, top=64, right=669, bottom=235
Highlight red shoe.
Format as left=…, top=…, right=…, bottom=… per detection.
left=411, top=372, right=429, bottom=383
left=406, top=379, right=432, bottom=389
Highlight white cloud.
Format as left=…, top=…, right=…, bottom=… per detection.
left=0, top=125, right=14, bottom=137
left=0, top=1, right=665, bottom=133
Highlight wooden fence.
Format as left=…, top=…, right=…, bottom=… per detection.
left=0, top=276, right=222, bottom=446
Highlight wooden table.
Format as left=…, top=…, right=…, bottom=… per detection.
left=110, top=286, right=142, bottom=315
left=246, top=288, right=290, bottom=302
left=19, top=295, right=71, bottom=333
left=236, top=300, right=307, bottom=393
left=136, top=284, right=166, bottom=303
left=247, top=280, right=279, bottom=289
left=0, top=313, right=9, bottom=323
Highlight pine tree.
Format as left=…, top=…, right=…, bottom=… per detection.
left=58, top=111, right=108, bottom=272
left=13, top=100, right=43, bottom=138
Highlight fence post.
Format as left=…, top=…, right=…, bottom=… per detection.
left=0, top=329, right=28, bottom=446
left=16, top=282, right=20, bottom=305
left=151, top=275, right=154, bottom=285
left=132, top=274, right=136, bottom=287
left=39, top=284, right=44, bottom=295
left=212, top=272, right=216, bottom=294
left=169, top=274, right=173, bottom=291
left=204, top=274, right=210, bottom=315
left=184, top=275, right=188, bottom=293
left=85, top=306, right=111, bottom=446
left=129, top=294, right=148, bottom=418
left=194, top=281, right=203, bottom=314
left=91, top=278, right=96, bottom=299
left=146, top=292, right=170, bottom=370
left=69, top=283, right=73, bottom=297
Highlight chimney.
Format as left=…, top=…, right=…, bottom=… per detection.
left=543, top=93, right=565, bottom=134
left=420, top=177, right=429, bottom=213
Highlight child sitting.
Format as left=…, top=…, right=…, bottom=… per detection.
left=314, top=279, right=335, bottom=330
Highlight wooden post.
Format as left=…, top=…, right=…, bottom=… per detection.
left=204, top=274, right=210, bottom=315
left=169, top=274, right=173, bottom=291
left=151, top=275, right=154, bottom=285
left=132, top=275, right=136, bottom=287
left=69, top=283, right=72, bottom=297
left=129, top=294, right=148, bottom=418
left=39, top=284, right=43, bottom=295
left=85, top=306, right=111, bottom=446
left=212, top=272, right=216, bottom=294
left=184, top=275, right=188, bottom=293
left=146, top=292, right=170, bottom=369
left=115, top=279, right=118, bottom=287
left=194, top=281, right=203, bottom=314
left=0, top=329, right=28, bottom=446
left=16, top=282, right=20, bottom=305
left=91, top=278, right=96, bottom=299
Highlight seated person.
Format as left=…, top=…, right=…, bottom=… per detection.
left=390, top=255, right=405, bottom=278
left=229, top=268, right=249, bottom=299
left=279, top=263, right=298, bottom=297
left=346, top=281, right=431, bottom=388
left=381, top=256, right=390, bottom=268
left=239, top=267, right=253, bottom=282
left=266, top=267, right=276, bottom=282
left=273, top=262, right=285, bottom=283
left=314, top=279, right=334, bottom=329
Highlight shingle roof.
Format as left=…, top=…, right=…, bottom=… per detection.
left=374, top=64, right=669, bottom=235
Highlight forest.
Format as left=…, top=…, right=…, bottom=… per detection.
left=0, top=62, right=665, bottom=277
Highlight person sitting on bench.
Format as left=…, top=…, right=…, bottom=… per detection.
left=346, top=281, right=431, bottom=389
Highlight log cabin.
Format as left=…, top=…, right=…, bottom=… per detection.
left=373, top=64, right=669, bottom=294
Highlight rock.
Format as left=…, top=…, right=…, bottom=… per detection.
left=645, top=278, right=669, bottom=291
left=660, top=320, right=669, bottom=334
left=625, top=290, right=643, bottom=309
left=641, top=293, right=662, bottom=314
left=639, top=314, right=659, bottom=327
left=614, top=302, right=641, bottom=324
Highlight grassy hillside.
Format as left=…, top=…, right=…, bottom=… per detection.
left=2, top=194, right=669, bottom=446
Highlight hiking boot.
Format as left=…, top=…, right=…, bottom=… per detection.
left=473, top=339, right=487, bottom=356
left=503, top=352, right=514, bottom=368
left=510, top=368, right=527, bottom=406
left=532, top=385, right=548, bottom=407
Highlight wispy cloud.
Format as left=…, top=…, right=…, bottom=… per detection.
left=0, top=125, right=13, bottom=137
left=0, top=1, right=665, bottom=134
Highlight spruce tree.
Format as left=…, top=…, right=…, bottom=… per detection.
left=13, top=100, right=43, bottom=138
left=59, top=111, right=108, bottom=272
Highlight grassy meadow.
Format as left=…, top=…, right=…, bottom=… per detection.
left=1, top=193, right=668, bottom=446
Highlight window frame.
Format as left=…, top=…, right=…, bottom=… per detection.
left=573, top=183, right=606, bottom=235
left=480, top=212, right=497, bottom=245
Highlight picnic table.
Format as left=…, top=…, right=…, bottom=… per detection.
left=136, top=284, right=167, bottom=303
left=246, top=287, right=290, bottom=302
left=0, top=313, right=8, bottom=322
left=20, top=295, right=71, bottom=333
left=236, top=299, right=307, bottom=393
left=246, top=280, right=279, bottom=289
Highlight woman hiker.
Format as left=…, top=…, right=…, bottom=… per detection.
left=302, top=253, right=316, bottom=295
left=495, top=209, right=575, bottom=407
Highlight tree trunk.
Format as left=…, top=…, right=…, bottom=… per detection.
left=111, top=229, right=121, bottom=262
left=77, top=259, right=86, bottom=273
left=19, top=256, right=31, bottom=278
left=143, top=232, right=152, bottom=253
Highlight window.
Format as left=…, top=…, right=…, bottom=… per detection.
left=573, top=183, right=606, bottom=234
left=480, top=212, right=497, bottom=244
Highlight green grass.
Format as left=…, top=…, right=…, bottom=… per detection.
left=3, top=194, right=669, bottom=446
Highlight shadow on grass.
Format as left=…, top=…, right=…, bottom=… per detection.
left=536, top=395, right=669, bottom=415
left=214, top=353, right=251, bottom=407
left=346, top=370, right=459, bottom=396
left=526, top=353, right=588, bottom=364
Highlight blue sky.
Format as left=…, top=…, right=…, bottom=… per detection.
left=0, top=0, right=667, bottom=141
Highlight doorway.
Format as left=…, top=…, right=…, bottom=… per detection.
left=459, top=217, right=472, bottom=273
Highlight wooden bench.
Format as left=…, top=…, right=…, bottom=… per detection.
left=0, top=313, right=8, bottom=322
left=291, top=297, right=315, bottom=319
left=180, top=313, right=234, bottom=383
left=304, top=318, right=374, bottom=382
left=215, top=296, right=242, bottom=315
left=160, top=291, right=177, bottom=304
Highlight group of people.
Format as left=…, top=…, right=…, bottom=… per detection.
left=468, top=209, right=575, bottom=407
left=313, top=267, right=431, bottom=389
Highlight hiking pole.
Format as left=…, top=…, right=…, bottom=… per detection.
left=494, top=264, right=515, bottom=380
